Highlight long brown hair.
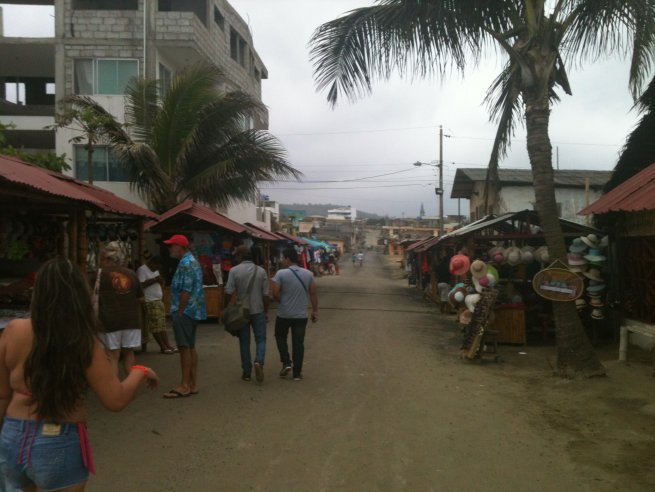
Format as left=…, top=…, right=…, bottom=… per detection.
left=24, top=258, right=98, bottom=420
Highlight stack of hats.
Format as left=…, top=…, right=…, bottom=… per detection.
left=566, top=234, right=610, bottom=320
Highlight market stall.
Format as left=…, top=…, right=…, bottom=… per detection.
left=146, top=200, right=283, bottom=319
left=0, top=154, right=156, bottom=328
left=427, top=210, right=602, bottom=345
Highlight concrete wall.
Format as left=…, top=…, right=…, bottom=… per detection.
left=469, top=183, right=602, bottom=224
left=224, top=200, right=271, bottom=231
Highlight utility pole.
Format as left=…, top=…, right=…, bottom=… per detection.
left=438, top=125, right=444, bottom=236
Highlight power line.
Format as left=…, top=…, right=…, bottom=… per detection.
left=260, top=183, right=431, bottom=191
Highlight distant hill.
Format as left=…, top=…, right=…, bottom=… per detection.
left=280, top=203, right=381, bottom=220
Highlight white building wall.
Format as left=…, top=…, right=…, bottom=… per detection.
left=499, top=186, right=602, bottom=224
left=224, top=200, right=271, bottom=230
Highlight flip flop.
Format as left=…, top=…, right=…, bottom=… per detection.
left=160, top=349, right=176, bottom=355
left=163, top=389, right=191, bottom=399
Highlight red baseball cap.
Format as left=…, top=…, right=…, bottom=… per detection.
left=163, top=234, right=189, bottom=247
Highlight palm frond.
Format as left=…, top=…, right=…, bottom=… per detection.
left=124, top=77, right=160, bottom=143
left=176, top=91, right=266, bottom=176
left=310, top=0, right=518, bottom=106
left=482, top=61, right=523, bottom=212
left=562, top=0, right=655, bottom=99
left=179, top=130, right=301, bottom=209
left=151, top=62, right=225, bottom=177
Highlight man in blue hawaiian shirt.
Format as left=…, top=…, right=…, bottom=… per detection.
left=163, top=234, right=206, bottom=399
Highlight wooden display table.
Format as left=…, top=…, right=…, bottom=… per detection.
left=162, top=285, right=224, bottom=319
left=491, top=305, right=526, bottom=344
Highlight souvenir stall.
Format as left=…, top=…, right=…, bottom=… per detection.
left=273, top=231, right=313, bottom=270
left=146, top=200, right=258, bottom=319
left=430, top=210, right=602, bottom=345
left=580, top=163, right=655, bottom=360
left=404, top=237, right=433, bottom=287
left=242, top=222, right=286, bottom=277
left=0, top=154, right=156, bottom=329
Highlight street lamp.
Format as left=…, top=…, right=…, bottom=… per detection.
left=414, top=160, right=444, bottom=235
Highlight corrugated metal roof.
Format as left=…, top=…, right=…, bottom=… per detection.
left=147, top=200, right=247, bottom=234
left=268, top=231, right=311, bottom=245
left=451, top=168, right=612, bottom=199
left=0, top=154, right=156, bottom=218
left=413, top=236, right=441, bottom=253
left=439, top=209, right=597, bottom=241
left=243, top=222, right=282, bottom=242
left=406, top=236, right=435, bottom=252
left=579, top=161, right=655, bottom=215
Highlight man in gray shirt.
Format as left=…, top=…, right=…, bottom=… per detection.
left=225, top=245, right=270, bottom=383
left=271, top=247, right=318, bottom=381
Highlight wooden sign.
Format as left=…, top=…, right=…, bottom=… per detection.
left=532, top=267, right=584, bottom=301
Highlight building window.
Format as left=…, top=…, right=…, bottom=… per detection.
left=73, top=0, right=138, bottom=9
left=45, top=83, right=56, bottom=95
left=74, top=59, right=139, bottom=95
left=75, top=145, right=129, bottom=182
left=229, top=27, right=248, bottom=68
left=230, top=28, right=239, bottom=62
left=214, top=6, right=224, bottom=30
left=159, top=63, right=172, bottom=96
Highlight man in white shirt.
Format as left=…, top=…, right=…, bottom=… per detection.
left=137, top=255, right=177, bottom=354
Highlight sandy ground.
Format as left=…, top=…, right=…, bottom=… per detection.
left=86, top=252, right=655, bottom=492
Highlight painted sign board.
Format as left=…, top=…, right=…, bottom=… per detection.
left=532, top=267, right=584, bottom=301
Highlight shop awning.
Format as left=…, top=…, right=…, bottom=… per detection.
left=274, top=231, right=311, bottom=245
left=406, top=236, right=435, bottom=252
left=579, top=162, right=655, bottom=215
left=439, top=209, right=597, bottom=242
left=243, top=222, right=283, bottom=242
left=412, top=236, right=441, bottom=253
left=147, top=200, right=247, bottom=234
left=0, top=154, right=156, bottom=218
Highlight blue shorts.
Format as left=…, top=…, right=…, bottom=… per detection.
left=0, top=417, right=90, bottom=491
left=173, top=314, right=199, bottom=348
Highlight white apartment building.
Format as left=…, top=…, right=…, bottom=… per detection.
left=327, top=206, right=357, bottom=222
left=1, top=0, right=273, bottom=229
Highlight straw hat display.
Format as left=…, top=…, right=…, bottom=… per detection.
left=470, top=259, right=488, bottom=279
left=568, top=238, right=588, bottom=253
left=587, top=280, right=606, bottom=293
left=567, top=253, right=586, bottom=266
left=486, top=265, right=499, bottom=282
left=505, top=246, right=522, bottom=266
left=450, top=254, right=471, bottom=276
left=520, top=246, right=535, bottom=264
left=583, top=268, right=603, bottom=281
left=458, top=310, right=473, bottom=325
left=599, top=236, right=609, bottom=249
left=591, top=308, right=605, bottom=320
left=589, top=297, right=605, bottom=308
left=584, top=248, right=606, bottom=263
left=535, top=246, right=550, bottom=264
left=448, top=283, right=467, bottom=305
left=575, top=298, right=587, bottom=310
left=569, top=264, right=588, bottom=274
left=465, top=293, right=481, bottom=313
left=488, top=246, right=505, bottom=264
left=581, top=234, right=600, bottom=249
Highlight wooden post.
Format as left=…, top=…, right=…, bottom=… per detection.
left=138, top=220, right=145, bottom=265
left=77, top=211, right=88, bottom=273
left=584, top=178, right=591, bottom=226
left=69, top=211, right=78, bottom=263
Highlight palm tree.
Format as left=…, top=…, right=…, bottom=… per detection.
left=310, top=1, right=655, bottom=377
left=65, top=63, right=300, bottom=212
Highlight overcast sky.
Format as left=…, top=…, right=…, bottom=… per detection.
left=2, top=1, right=643, bottom=218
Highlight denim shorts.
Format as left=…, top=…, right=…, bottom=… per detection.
left=173, top=314, right=199, bottom=348
left=0, top=418, right=90, bottom=491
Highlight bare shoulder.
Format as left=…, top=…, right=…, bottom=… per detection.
left=3, top=318, right=32, bottom=340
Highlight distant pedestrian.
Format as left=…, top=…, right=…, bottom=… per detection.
left=137, top=254, right=177, bottom=354
left=357, top=251, right=364, bottom=266
left=351, top=253, right=357, bottom=266
left=95, top=242, right=146, bottom=376
left=225, top=245, right=270, bottom=383
left=0, top=258, right=159, bottom=491
left=272, top=248, right=318, bottom=381
left=163, top=235, right=206, bottom=399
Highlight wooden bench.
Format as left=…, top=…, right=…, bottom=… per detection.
left=619, top=319, right=655, bottom=361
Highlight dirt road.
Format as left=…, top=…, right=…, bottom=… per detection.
left=88, top=253, right=655, bottom=491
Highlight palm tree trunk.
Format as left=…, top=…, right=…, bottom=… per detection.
left=524, top=92, right=605, bottom=377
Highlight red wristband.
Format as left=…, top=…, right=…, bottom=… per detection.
left=131, top=365, right=149, bottom=377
